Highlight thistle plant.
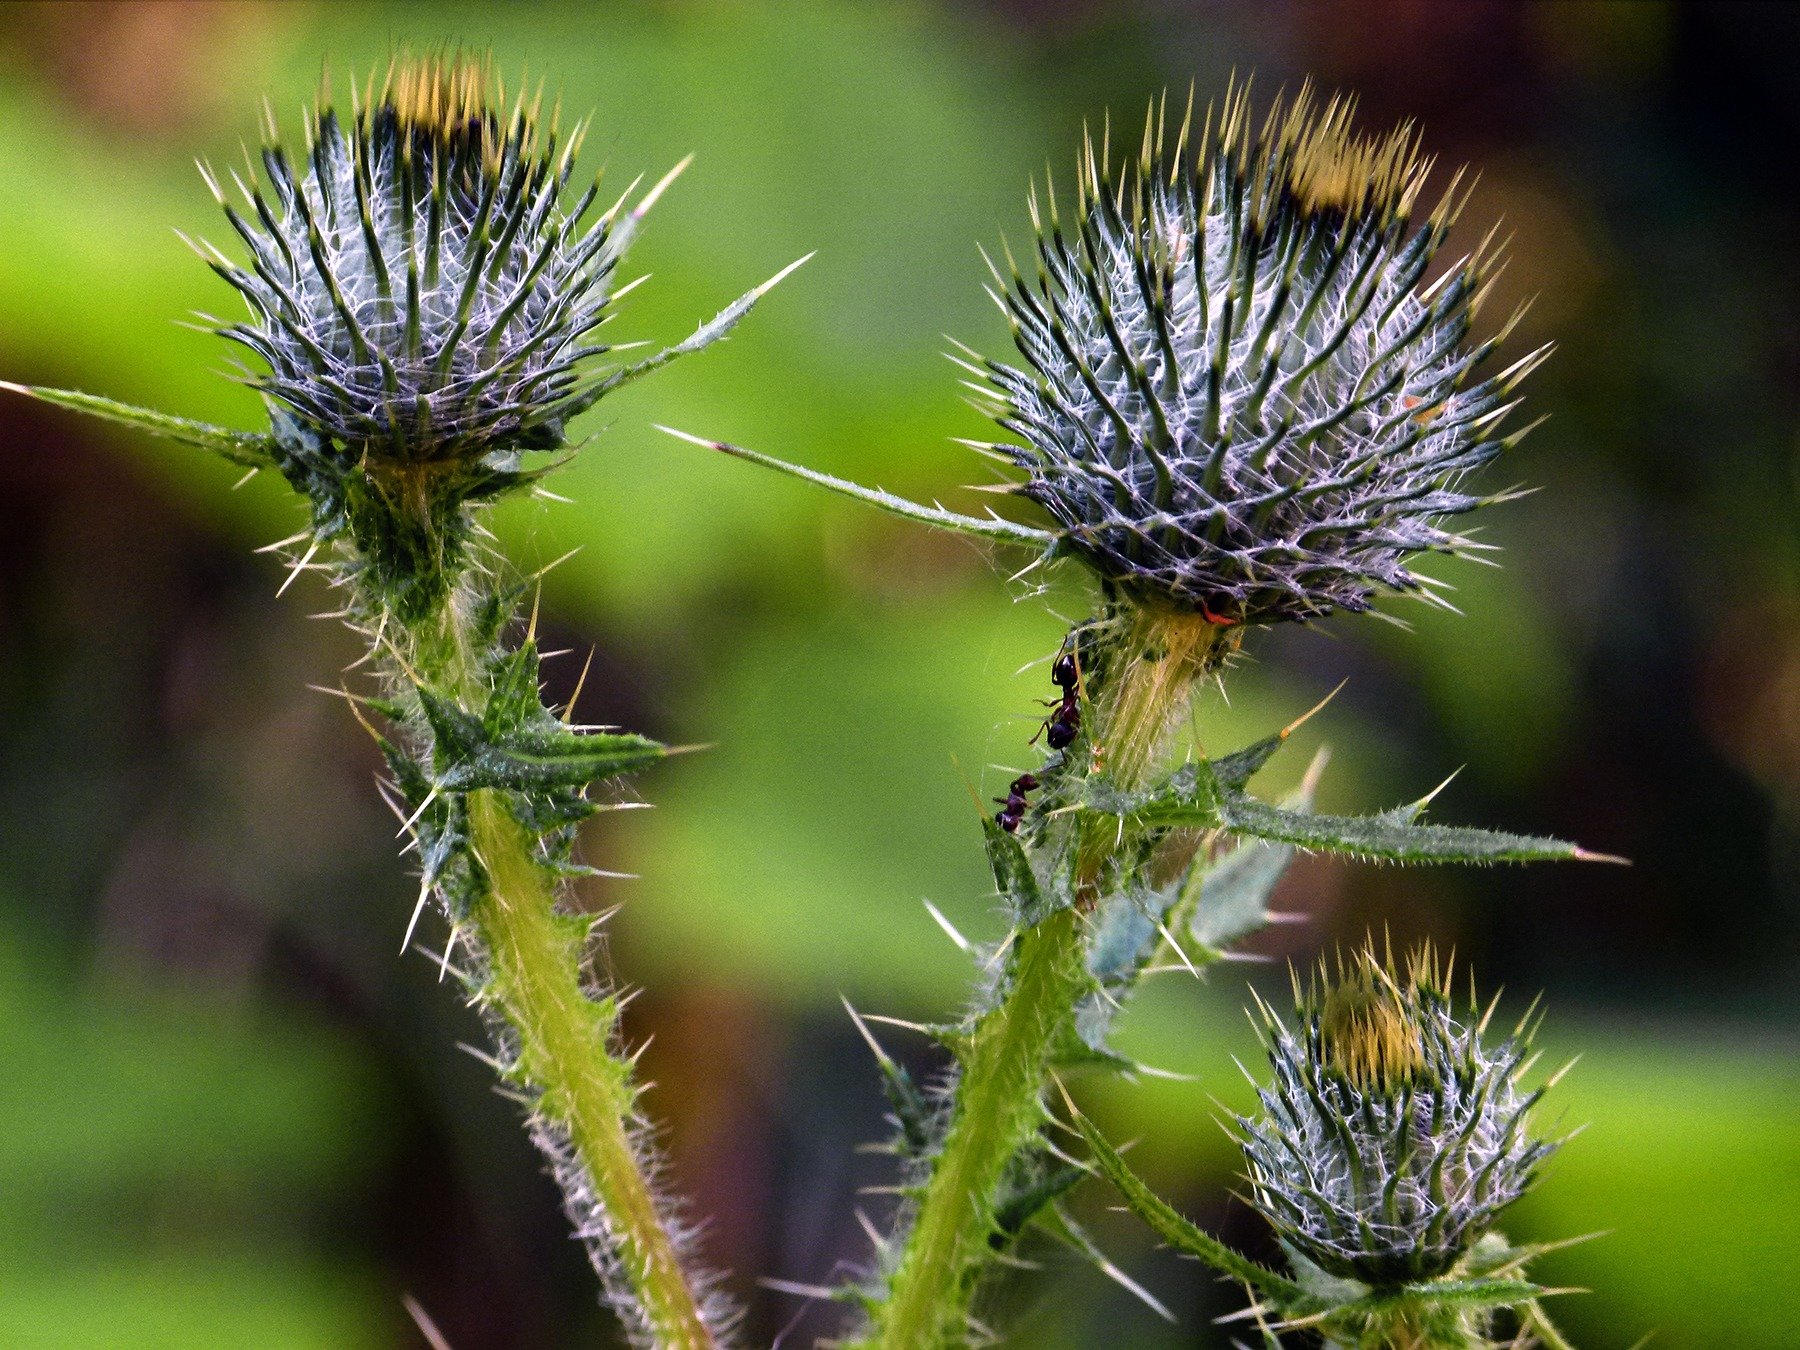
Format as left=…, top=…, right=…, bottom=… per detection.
left=1071, top=942, right=1577, bottom=1349
left=668, top=82, right=1605, bottom=1346
left=5, top=53, right=802, bottom=1348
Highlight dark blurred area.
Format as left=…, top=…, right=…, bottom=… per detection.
left=0, top=2, right=1795, bottom=1346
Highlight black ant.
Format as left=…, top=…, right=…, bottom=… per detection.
left=994, top=772, right=1039, bottom=833
left=1034, top=649, right=1081, bottom=751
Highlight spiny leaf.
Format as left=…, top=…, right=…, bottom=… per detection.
left=1053, top=1009, right=1135, bottom=1071
left=444, top=723, right=664, bottom=793
left=983, top=816, right=1065, bottom=926
left=1219, top=792, right=1587, bottom=865
left=1080, top=759, right=1226, bottom=827
left=416, top=687, right=665, bottom=792
left=1086, top=880, right=1180, bottom=986
left=484, top=641, right=548, bottom=736
left=1209, top=727, right=1292, bottom=791
left=1080, top=750, right=1596, bottom=865
left=1066, top=1101, right=1302, bottom=1302
left=1, top=382, right=275, bottom=467
left=1334, top=1276, right=1548, bottom=1317
left=567, top=255, right=813, bottom=415
left=659, top=425, right=1057, bottom=546
left=992, top=1156, right=1086, bottom=1244
left=846, top=1001, right=934, bottom=1160
left=1191, top=832, right=1297, bottom=950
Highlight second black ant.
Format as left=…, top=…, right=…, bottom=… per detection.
left=1034, top=649, right=1081, bottom=751
left=994, top=772, right=1038, bottom=833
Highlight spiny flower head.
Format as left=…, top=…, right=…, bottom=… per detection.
left=198, top=52, right=651, bottom=464
left=1238, top=942, right=1557, bottom=1286
left=971, top=83, right=1544, bottom=626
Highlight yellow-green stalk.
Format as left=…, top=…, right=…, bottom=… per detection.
left=864, top=610, right=1231, bottom=1348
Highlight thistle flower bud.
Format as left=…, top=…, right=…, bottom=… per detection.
left=975, top=84, right=1543, bottom=625
left=1239, top=943, right=1555, bottom=1286
left=204, top=53, right=625, bottom=464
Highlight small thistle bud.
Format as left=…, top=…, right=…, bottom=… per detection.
left=1239, top=943, right=1556, bottom=1286
left=207, top=53, right=621, bottom=463
left=975, top=83, right=1542, bottom=625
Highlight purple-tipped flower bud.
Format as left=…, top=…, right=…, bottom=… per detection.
left=975, top=84, right=1543, bottom=626
left=1238, top=943, right=1556, bottom=1286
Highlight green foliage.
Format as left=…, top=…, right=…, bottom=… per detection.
left=1067, top=1101, right=1301, bottom=1301
left=661, top=427, right=1057, bottom=545
left=1219, top=796, right=1586, bottom=865
left=1080, top=744, right=1587, bottom=867
left=0, top=382, right=274, bottom=467
left=1190, top=831, right=1299, bottom=951
left=414, top=673, right=665, bottom=794
left=980, top=815, right=1060, bottom=927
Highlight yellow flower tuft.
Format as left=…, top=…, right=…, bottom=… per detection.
left=1316, top=945, right=1427, bottom=1090
left=385, top=50, right=497, bottom=137
left=1219, top=80, right=1437, bottom=229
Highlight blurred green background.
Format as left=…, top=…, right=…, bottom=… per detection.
left=1, top=2, right=1796, bottom=1346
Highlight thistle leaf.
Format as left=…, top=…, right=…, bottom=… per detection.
left=1220, top=793, right=1585, bottom=865
left=416, top=688, right=665, bottom=792
left=877, top=1054, right=934, bottom=1160
left=983, top=816, right=1064, bottom=925
left=1, top=382, right=274, bottom=467
left=659, top=425, right=1057, bottom=545
left=1334, top=1276, right=1548, bottom=1318
left=991, top=1155, right=1086, bottom=1244
left=567, top=255, right=814, bottom=415
left=1086, top=881, right=1179, bottom=986
left=1080, top=750, right=1592, bottom=866
left=1066, top=1103, right=1303, bottom=1303
left=1081, top=760, right=1227, bottom=828
left=1191, top=831, right=1298, bottom=951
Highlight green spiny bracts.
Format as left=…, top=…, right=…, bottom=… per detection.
left=3, top=50, right=798, bottom=1349
left=1241, top=943, right=1557, bottom=1287
left=973, top=82, right=1541, bottom=625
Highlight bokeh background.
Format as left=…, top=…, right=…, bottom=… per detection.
left=1, top=1, right=1796, bottom=1346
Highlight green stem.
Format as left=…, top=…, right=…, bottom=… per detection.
left=466, top=792, right=717, bottom=1348
left=864, top=609, right=1226, bottom=1348
left=432, top=588, right=719, bottom=1349
left=868, top=907, right=1089, bottom=1347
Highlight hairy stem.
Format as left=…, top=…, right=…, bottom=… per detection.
left=466, top=791, right=717, bottom=1348
left=864, top=610, right=1226, bottom=1347
left=433, top=586, right=720, bottom=1349
left=867, top=906, right=1089, bottom=1347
